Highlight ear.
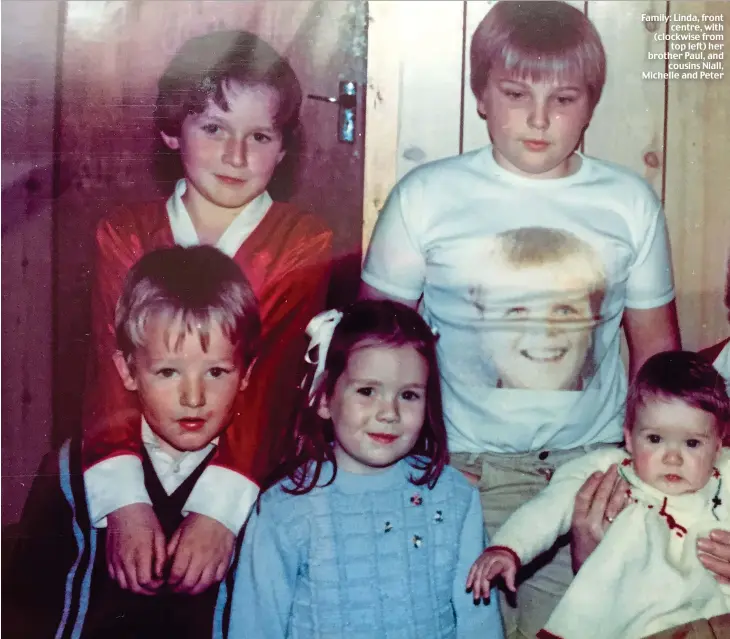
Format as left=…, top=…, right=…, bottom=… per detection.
left=276, top=148, right=286, bottom=165
left=112, top=350, right=139, bottom=392
left=623, top=426, right=633, bottom=454
left=239, top=359, right=257, bottom=391
left=316, top=393, right=332, bottom=421
left=160, top=130, right=181, bottom=151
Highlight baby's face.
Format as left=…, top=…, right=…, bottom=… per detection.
left=475, top=262, right=598, bottom=390
left=626, top=397, right=721, bottom=496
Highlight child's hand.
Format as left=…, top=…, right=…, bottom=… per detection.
left=106, top=503, right=166, bottom=595
left=466, top=547, right=518, bottom=602
left=167, top=513, right=234, bottom=595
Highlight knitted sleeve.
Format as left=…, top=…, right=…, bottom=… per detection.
left=453, top=488, right=505, bottom=638
left=228, top=491, right=304, bottom=638
left=491, top=448, right=627, bottom=565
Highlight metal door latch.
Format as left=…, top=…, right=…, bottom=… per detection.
left=307, top=81, right=357, bottom=143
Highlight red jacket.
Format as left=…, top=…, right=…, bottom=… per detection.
left=81, top=198, right=332, bottom=485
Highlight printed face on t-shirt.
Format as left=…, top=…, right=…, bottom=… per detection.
left=625, top=397, right=722, bottom=496
left=470, top=228, right=605, bottom=391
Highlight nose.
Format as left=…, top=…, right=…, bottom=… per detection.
left=662, top=447, right=683, bottom=466
left=180, top=375, right=205, bottom=408
left=223, top=136, right=246, bottom=168
left=527, top=100, right=550, bottom=131
left=376, top=397, right=400, bottom=424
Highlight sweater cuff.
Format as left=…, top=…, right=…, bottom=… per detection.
left=84, top=454, right=151, bottom=528
left=183, top=465, right=259, bottom=535
left=488, top=545, right=523, bottom=572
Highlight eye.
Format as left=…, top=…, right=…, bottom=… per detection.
left=686, top=439, right=702, bottom=449
left=553, top=304, right=579, bottom=318
left=208, top=367, right=231, bottom=379
left=401, top=390, right=422, bottom=401
left=251, top=131, right=273, bottom=143
left=201, top=123, right=222, bottom=135
left=356, top=387, right=374, bottom=397
left=647, top=434, right=661, bottom=444
left=555, top=95, right=577, bottom=105
left=504, top=306, right=528, bottom=318
left=156, top=367, right=177, bottom=378
left=503, top=89, right=525, bottom=100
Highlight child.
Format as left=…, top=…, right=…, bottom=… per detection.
left=360, top=2, right=681, bottom=635
left=467, top=350, right=730, bottom=639
left=81, top=30, right=332, bottom=597
left=224, top=300, right=505, bottom=638
left=7, top=245, right=261, bottom=639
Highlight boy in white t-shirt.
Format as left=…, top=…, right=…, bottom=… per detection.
left=360, top=2, right=683, bottom=637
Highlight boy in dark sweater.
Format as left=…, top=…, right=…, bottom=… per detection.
left=7, top=245, right=261, bottom=638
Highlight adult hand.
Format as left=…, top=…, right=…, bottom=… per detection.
left=697, top=529, right=730, bottom=584
left=106, top=503, right=166, bottom=594
left=570, top=464, right=629, bottom=573
left=167, top=512, right=235, bottom=595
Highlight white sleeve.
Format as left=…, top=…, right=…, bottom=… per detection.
left=491, top=450, right=624, bottom=565
left=361, top=179, right=426, bottom=301
left=84, top=455, right=152, bottom=528
left=182, top=466, right=259, bottom=535
left=625, top=193, right=675, bottom=310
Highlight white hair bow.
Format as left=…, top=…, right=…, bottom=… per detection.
left=304, top=309, right=343, bottom=404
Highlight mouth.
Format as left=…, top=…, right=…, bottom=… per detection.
left=519, top=348, right=568, bottom=363
left=177, top=417, right=207, bottom=432
left=663, top=474, right=683, bottom=483
left=215, top=174, right=246, bottom=186
left=367, top=433, right=399, bottom=445
left=522, top=140, right=550, bottom=152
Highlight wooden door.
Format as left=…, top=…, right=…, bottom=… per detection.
left=54, top=0, right=367, bottom=443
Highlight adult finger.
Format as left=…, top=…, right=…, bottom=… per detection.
left=605, top=476, right=630, bottom=522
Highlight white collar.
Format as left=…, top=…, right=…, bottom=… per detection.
left=165, top=179, right=273, bottom=257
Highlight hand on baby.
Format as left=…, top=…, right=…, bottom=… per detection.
left=466, top=547, right=518, bottom=602
left=107, top=506, right=234, bottom=595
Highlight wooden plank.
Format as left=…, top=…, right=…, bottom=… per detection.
left=1, top=0, right=59, bottom=525
left=396, top=1, right=464, bottom=179
left=584, top=0, right=668, bottom=196
left=664, top=1, right=730, bottom=351
left=362, top=0, right=401, bottom=251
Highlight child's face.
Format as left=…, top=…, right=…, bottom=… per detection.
left=161, top=81, right=285, bottom=216
left=114, top=314, right=249, bottom=456
left=625, top=397, right=722, bottom=496
left=318, top=341, right=428, bottom=475
left=477, top=74, right=591, bottom=179
left=476, top=259, right=597, bottom=390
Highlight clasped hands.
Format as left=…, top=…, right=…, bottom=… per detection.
left=106, top=503, right=234, bottom=595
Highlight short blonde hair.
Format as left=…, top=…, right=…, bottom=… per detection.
left=470, top=1, right=607, bottom=113
left=496, top=227, right=607, bottom=317
left=115, top=246, right=260, bottom=367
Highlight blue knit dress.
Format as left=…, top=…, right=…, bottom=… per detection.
left=226, top=457, right=504, bottom=638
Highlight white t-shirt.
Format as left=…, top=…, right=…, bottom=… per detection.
left=362, top=146, right=675, bottom=453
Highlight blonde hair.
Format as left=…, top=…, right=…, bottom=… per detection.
left=470, top=1, right=606, bottom=113
left=496, top=227, right=607, bottom=316
left=115, top=246, right=260, bottom=367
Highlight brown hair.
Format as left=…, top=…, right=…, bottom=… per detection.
left=470, top=1, right=607, bottom=113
